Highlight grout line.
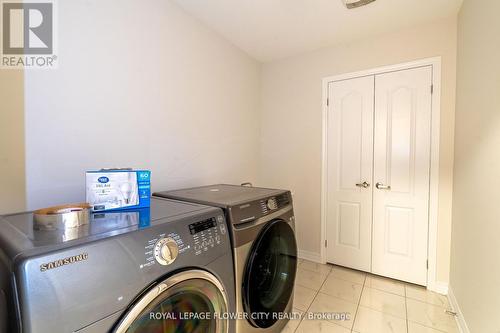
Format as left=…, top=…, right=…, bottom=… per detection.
left=299, top=266, right=393, bottom=332
left=293, top=267, right=334, bottom=332
left=304, top=266, right=417, bottom=332
left=349, top=274, right=366, bottom=332
left=407, top=296, right=450, bottom=309
left=329, top=265, right=366, bottom=286
left=404, top=288, right=455, bottom=333
left=356, top=288, right=407, bottom=321
left=292, top=287, right=320, bottom=332
left=296, top=260, right=333, bottom=279
left=292, top=271, right=328, bottom=333
left=351, top=303, right=407, bottom=319
left=405, top=284, right=409, bottom=333
left=406, top=320, right=451, bottom=333
left=299, top=266, right=332, bottom=276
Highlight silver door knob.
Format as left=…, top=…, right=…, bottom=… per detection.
left=375, top=182, right=391, bottom=190
left=355, top=182, right=370, bottom=189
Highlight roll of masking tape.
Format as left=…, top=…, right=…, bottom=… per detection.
left=33, top=203, right=91, bottom=230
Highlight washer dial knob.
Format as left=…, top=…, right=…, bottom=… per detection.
left=154, top=238, right=179, bottom=265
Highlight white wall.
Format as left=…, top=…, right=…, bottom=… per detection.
left=450, top=0, right=500, bottom=331
left=259, top=17, right=457, bottom=284
left=23, top=0, right=260, bottom=209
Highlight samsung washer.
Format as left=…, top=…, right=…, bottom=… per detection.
left=154, top=184, right=298, bottom=333
left=0, top=197, right=235, bottom=333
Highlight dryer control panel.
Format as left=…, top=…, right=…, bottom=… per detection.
left=190, top=215, right=226, bottom=256
left=230, top=191, right=292, bottom=225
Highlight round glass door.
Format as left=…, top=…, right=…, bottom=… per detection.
left=114, top=270, right=228, bottom=333
left=243, top=219, right=298, bottom=328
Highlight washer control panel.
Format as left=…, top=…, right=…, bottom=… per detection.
left=143, top=231, right=187, bottom=269
left=141, top=214, right=227, bottom=269
left=153, top=237, right=179, bottom=265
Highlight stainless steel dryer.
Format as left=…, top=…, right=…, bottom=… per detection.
left=154, top=184, right=298, bottom=333
left=0, top=197, right=235, bottom=333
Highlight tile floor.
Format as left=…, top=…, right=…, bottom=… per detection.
left=282, top=259, right=459, bottom=333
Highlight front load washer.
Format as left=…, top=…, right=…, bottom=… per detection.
left=0, top=197, right=235, bottom=333
left=154, top=184, right=298, bottom=333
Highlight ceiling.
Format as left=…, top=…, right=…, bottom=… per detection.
left=171, top=0, right=463, bottom=62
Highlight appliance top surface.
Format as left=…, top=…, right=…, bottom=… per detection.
left=154, top=184, right=288, bottom=208
left=0, top=197, right=218, bottom=258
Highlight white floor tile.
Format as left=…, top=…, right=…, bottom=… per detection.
left=307, top=292, right=357, bottom=329
left=281, top=308, right=304, bottom=333
left=289, top=267, right=459, bottom=333
left=365, top=274, right=406, bottom=296
left=406, top=285, right=450, bottom=308
left=360, top=287, right=407, bottom=319
left=295, top=319, right=351, bottom=333
left=293, top=284, right=317, bottom=311
left=353, top=306, right=407, bottom=333
left=406, top=299, right=459, bottom=333
left=330, top=265, right=366, bottom=285
left=408, top=321, right=453, bottom=333
left=296, top=268, right=329, bottom=290
left=300, top=259, right=333, bottom=275
left=320, top=276, right=363, bottom=303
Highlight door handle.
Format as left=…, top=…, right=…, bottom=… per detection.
left=355, top=182, right=370, bottom=189
left=375, top=182, right=391, bottom=190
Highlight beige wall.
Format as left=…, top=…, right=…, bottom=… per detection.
left=23, top=0, right=261, bottom=209
left=259, top=17, right=457, bottom=284
left=450, top=0, right=500, bottom=331
left=0, top=70, right=26, bottom=215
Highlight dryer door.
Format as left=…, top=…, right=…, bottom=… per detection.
left=243, top=219, right=298, bottom=328
left=113, top=270, right=228, bottom=333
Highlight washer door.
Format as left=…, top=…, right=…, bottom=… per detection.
left=113, top=270, right=228, bottom=333
left=243, top=219, right=298, bottom=328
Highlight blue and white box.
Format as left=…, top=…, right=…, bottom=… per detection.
left=86, top=169, right=151, bottom=212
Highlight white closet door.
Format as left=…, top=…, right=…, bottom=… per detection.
left=326, top=76, right=374, bottom=272
left=372, top=66, right=432, bottom=285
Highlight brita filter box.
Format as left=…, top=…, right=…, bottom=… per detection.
left=86, top=169, right=151, bottom=212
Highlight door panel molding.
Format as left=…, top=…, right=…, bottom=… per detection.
left=339, top=92, right=364, bottom=191
left=337, top=201, right=361, bottom=249
left=387, top=86, right=416, bottom=194
left=385, top=206, right=414, bottom=257
left=321, top=57, right=443, bottom=292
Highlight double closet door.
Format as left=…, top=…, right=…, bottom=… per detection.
left=326, top=66, right=432, bottom=286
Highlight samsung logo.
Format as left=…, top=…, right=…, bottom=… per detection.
left=98, top=176, right=109, bottom=183
left=40, top=253, right=89, bottom=272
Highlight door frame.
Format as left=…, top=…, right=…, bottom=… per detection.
left=320, top=57, right=443, bottom=293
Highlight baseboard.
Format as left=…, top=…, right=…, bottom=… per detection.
left=297, top=249, right=322, bottom=263
left=447, top=286, right=470, bottom=333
